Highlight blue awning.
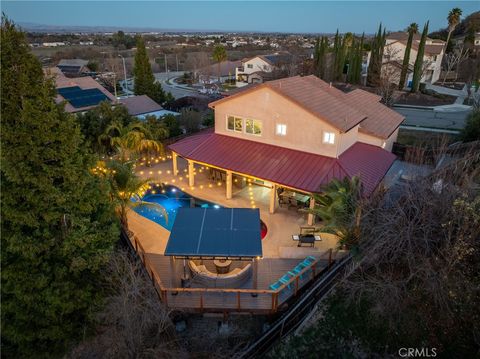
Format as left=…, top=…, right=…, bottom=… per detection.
left=164, top=208, right=263, bottom=259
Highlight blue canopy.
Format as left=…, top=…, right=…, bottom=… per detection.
left=164, top=208, right=263, bottom=259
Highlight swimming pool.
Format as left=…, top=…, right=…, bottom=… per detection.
left=133, top=184, right=267, bottom=238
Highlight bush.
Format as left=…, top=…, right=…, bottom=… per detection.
left=461, top=110, right=480, bottom=142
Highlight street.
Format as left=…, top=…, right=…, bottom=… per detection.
left=154, top=71, right=207, bottom=100
left=394, top=106, right=471, bottom=131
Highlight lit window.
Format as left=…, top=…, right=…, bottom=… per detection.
left=227, top=115, right=243, bottom=132
left=323, top=132, right=335, bottom=144
left=276, top=124, right=287, bottom=136
left=246, top=119, right=262, bottom=135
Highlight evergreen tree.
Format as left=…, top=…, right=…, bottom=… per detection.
left=313, top=37, right=320, bottom=75
left=133, top=36, right=165, bottom=104
left=314, top=36, right=328, bottom=79
left=1, top=17, right=119, bottom=357
left=334, top=33, right=347, bottom=81
left=347, top=34, right=364, bottom=84
left=332, top=30, right=340, bottom=80
left=367, top=23, right=386, bottom=87
left=411, top=21, right=429, bottom=93
left=399, top=23, right=419, bottom=90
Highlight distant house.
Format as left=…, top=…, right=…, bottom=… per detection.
left=235, top=53, right=294, bottom=85
left=381, top=32, right=445, bottom=86
left=119, top=95, right=179, bottom=119
left=453, top=32, right=480, bottom=52
left=51, top=70, right=115, bottom=114
left=198, top=60, right=241, bottom=84
left=57, top=59, right=91, bottom=77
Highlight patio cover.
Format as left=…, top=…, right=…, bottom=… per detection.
left=169, top=131, right=396, bottom=196
left=165, top=208, right=263, bottom=259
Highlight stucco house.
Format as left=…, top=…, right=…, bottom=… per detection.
left=169, top=75, right=403, bottom=223
left=119, top=95, right=179, bottom=119
left=383, top=32, right=445, bottom=87
left=235, top=53, right=293, bottom=85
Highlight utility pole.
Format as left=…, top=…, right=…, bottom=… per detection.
left=164, top=54, right=168, bottom=73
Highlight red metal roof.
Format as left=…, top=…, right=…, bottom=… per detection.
left=169, top=132, right=395, bottom=195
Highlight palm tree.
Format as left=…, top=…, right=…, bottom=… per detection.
left=105, top=160, right=167, bottom=228
left=212, top=45, right=227, bottom=84
left=445, top=8, right=462, bottom=52
left=100, top=121, right=163, bottom=162
left=308, top=176, right=363, bottom=249
left=399, top=23, right=418, bottom=90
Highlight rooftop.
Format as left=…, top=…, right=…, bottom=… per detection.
left=119, top=95, right=163, bottom=116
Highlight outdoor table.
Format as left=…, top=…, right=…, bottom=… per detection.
left=214, top=259, right=232, bottom=274
left=280, top=191, right=310, bottom=206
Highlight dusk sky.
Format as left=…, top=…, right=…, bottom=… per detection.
left=3, top=1, right=479, bottom=34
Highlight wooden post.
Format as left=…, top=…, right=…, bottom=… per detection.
left=307, top=195, right=315, bottom=226
left=269, top=184, right=277, bottom=214
left=253, top=258, right=259, bottom=290
left=237, top=292, right=241, bottom=310
left=163, top=290, right=168, bottom=306
left=226, top=170, right=233, bottom=199
left=170, top=256, right=176, bottom=287
left=172, top=152, right=178, bottom=176
left=328, top=248, right=333, bottom=268
left=188, top=160, right=194, bottom=187
left=295, top=276, right=299, bottom=295
left=312, top=262, right=316, bottom=279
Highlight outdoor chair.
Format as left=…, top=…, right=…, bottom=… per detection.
left=278, top=196, right=289, bottom=208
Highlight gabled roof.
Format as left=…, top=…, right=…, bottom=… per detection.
left=58, top=59, right=89, bottom=67
left=344, top=89, right=405, bottom=139
left=119, top=95, right=163, bottom=116
left=169, top=131, right=396, bottom=195
left=210, top=75, right=367, bottom=132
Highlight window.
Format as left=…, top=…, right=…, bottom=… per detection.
left=227, top=115, right=243, bottom=132
left=276, top=124, right=287, bottom=136
left=323, top=132, right=335, bottom=144
left=246, top=118, right=262, bottom=135
left=247, top=64, right=253, bottom=69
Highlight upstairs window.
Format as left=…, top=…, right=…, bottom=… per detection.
left=246, top=118, right=262, bottom=135
left=227, top=115, right=243, bottom=132
left=323, top=131, right=335, bottom=144
left=247, top=64, right=253, bottom=69
left=276, top=124, right=287, bottom=136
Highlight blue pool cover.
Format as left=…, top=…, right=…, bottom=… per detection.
left=165, top=208, right=263, bottom=259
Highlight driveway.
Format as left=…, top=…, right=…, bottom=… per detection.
left=394, top=106, right=471, bottom=131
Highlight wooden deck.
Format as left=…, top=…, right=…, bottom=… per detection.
left=133, top=235, right=346, bottom=313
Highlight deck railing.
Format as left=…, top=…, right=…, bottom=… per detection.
left=130, top=233, right=342, bottom=313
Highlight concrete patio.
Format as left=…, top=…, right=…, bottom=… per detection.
left=132, top=156, right=340, bottom=259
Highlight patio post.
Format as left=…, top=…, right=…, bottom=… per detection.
left=170, top=256, right=177, bottom=287
left=269, top=184, right=277, bottom=214
left=188, top=160, right=194, bottom=187
left=307, top=196, right=315, bottom=225
left=226, top=170, right=232, bottom=199
left=252, top=257, right=258, bottom=290
left=172, top=152, right=178, bottom=176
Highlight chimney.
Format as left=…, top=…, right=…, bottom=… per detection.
left=329, top=82, right=332, bottom=88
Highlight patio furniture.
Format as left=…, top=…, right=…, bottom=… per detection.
left=214, top=259, right=232, bottom=274
left=189, top=260, right=252, bottom=288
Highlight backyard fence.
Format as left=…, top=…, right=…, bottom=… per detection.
left=122, top=229, right=345, bottom=314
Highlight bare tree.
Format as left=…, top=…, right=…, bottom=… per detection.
left=377, top=47, right=402, bottom=106
left=442, top=46, right=470, bottom=84
left=69, top=250, right=185, bottom=359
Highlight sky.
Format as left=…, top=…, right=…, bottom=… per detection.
left=3, top=1, right=479, bottom=34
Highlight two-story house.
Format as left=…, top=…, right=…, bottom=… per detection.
left=383, top=32, right=445, bottom=87
left=235, top=53, right=293, bottom=86
left=169, top=76, right=403, bottom=223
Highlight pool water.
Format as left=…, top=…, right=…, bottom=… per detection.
left=133, top=184, right=268, bottom=238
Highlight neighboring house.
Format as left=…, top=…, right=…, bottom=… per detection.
left=52, top=70, right=115, bottom=113
left=382, top=32, right=445, bottom=86
left=453, top=32, right=480, bottom=52
left=198, top=60, right=241, bottom=84
left=119, top=95, right=179, bottom=119
left=57, top=59, right=91, bottom=77
left=170, top=75, right=403, bottom=220
left=235, top=53, right=293, bottom=85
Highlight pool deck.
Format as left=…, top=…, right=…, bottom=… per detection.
left=127, top=157, right=345, bottom=312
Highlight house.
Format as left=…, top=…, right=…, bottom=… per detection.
left=235, top=53, right=294, bottom=85
left=198, top=60, right=241, bottom=84
left=56, top=59, right=91, bottom=77
left=382, top=32, right=445, bottom=86
left=169, top=75, right=403, bottom=223
left=52, top=70, right=115, bottom=113
left=119, top=95, right=179, bottom=119
left=453, top=32, right=480, bottom=52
